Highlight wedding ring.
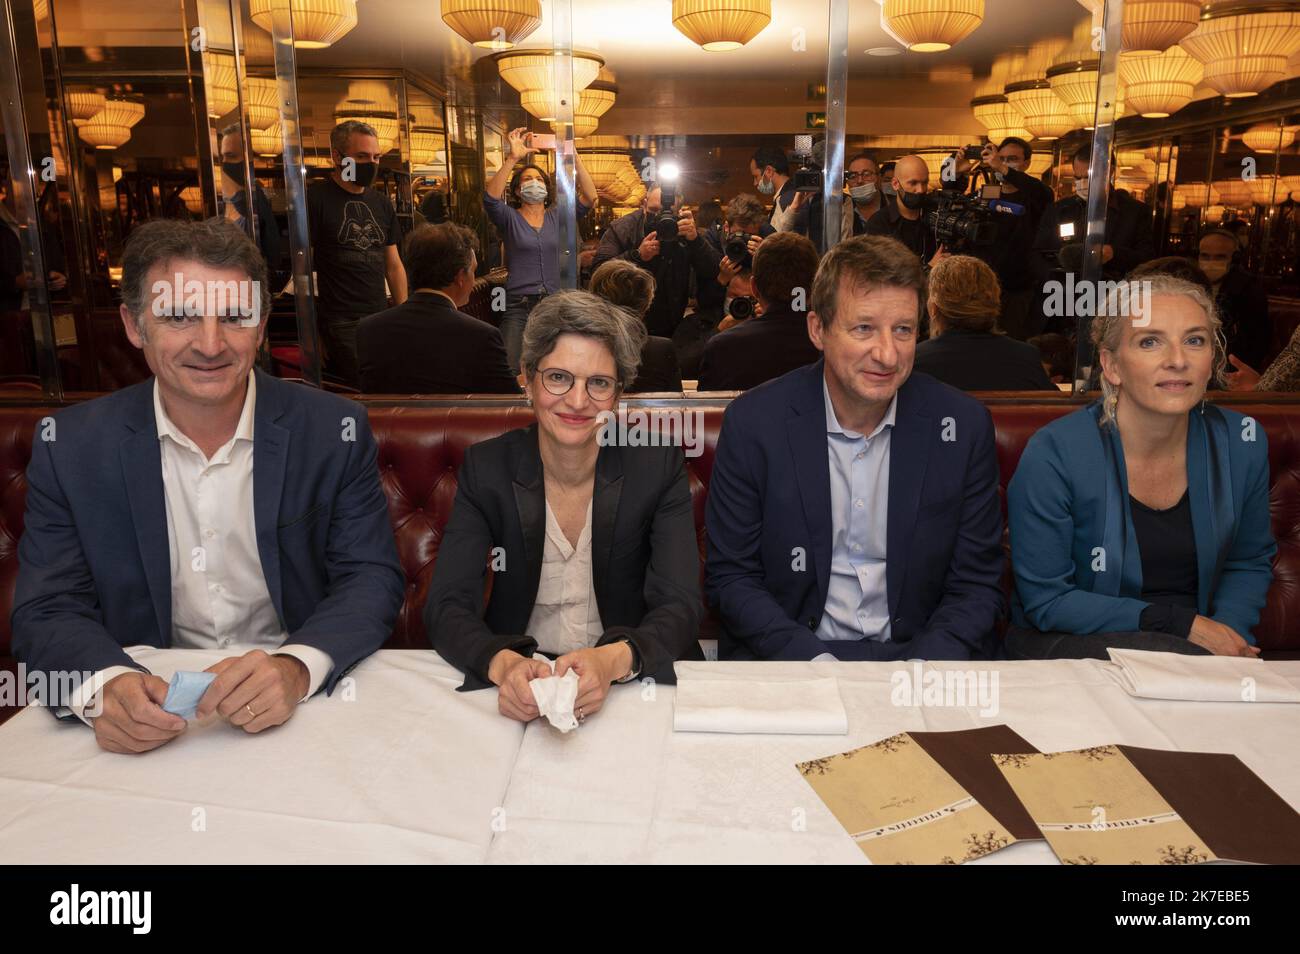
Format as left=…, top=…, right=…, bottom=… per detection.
left=577, top=706, right=586, bottom=723
left=244, top=703, right=256, bottom=719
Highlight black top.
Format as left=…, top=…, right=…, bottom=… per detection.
left=697, top=302, right=822, bottom=391
left=1216, top=266, right=1273, bottom=371
left=913, top=329, right=1057, bottom=391
left=1131, top=489, right=1199, bottom=637
left=627, top=335, right=683, bottom=393
left=865, top=199, right=937, bottom=262
left=356, top=291, right=520, bottom=395
left=424, top=425, right=704, bottom=690
left=307, top=178, right=399, bottom=322
left=1035, top=189, right=1155, bottom=282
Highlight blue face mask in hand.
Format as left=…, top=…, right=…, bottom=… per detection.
left=162, top=670, right=217, bottom=720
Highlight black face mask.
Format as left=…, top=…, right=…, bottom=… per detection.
left=899, top=190, right=926, bottom=211
left=221, top=161, right=247, bottom=187
left=340, top=160, right=378, bottom=188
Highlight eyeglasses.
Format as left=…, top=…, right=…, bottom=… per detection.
left=845, top=170, right=877, bottom=183
left=538, top=367, right=618, bottom=401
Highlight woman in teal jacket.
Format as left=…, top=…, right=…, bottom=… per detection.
left=1007, top=274, right=1275, bottom=659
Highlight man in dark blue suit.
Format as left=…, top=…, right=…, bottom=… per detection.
left=705, top=236, right=1004, bottom=660
left=11, top=218, right=404, bottom=752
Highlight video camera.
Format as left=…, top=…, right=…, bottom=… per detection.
left=791, top=134, right=822, bottom=194
left=921, top=189, right=1000, bottom=253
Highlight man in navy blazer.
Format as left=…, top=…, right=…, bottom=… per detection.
left=705, top=236, right=1004, bottom=660
left=11, top=218, right=404, bottom=752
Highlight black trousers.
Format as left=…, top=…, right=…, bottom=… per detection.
left=1004, top=625, right=1211, bottom=660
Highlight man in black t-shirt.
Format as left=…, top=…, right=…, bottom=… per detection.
left=865, top=155, right=938, bottom=264
left=307, top=119, right=407, bottom=387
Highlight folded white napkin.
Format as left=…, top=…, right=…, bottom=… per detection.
left=673, top=677, right=848, bottom=734
left=529, top=666, right=581, bottom=733
left=1104, top=648, right=1300, bottom=703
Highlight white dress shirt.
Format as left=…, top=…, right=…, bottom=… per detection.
left=525, top=499, right=604, bottom=656
left=68, top=372, right=332, bottom=723
left=813, top=377, right=896, bottom=659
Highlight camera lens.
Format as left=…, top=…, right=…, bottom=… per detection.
left=727, top=296, right=754, bottom=321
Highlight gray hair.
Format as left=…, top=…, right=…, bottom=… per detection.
left=725, top=193, right=767, bottom=231
left=331, top=119, right=378, bottom=156
left=520, top=289, right=646, bottom=389
left=1091, top=273, right=1226, bottom=426
left=120, top=217, right=270, bottom=334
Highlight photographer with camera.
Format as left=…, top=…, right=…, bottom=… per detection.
left=865, top=155, right=941, bottom=263
left=674, top=194, right=769, bottom=378
left=698, top=193, right=771, bottom=311
left=751, top=145, right=801, bottom=226
left=775, top=152, right=881, bottom=248
left=944, top=138, right=1054, bottom=340
left=591, top=182, right=722, bottom=338
left=698, top=231, right=822, bottom=391
left=1034, top=143, right=1155, bottom=295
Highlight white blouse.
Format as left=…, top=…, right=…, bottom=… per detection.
left=526, top=499, right=604, bottom=655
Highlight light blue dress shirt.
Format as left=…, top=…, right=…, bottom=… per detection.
left=816, top=377, right=896, bottom=646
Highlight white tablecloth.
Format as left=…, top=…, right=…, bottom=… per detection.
left=485, top=659, right=1300, bottom=864
left=0, top=649, right=521, bottom=864
left=2, top=653, right=1297, bottom=864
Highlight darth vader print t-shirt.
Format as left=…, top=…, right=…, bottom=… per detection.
left=307, top=176, right=399, bottom=323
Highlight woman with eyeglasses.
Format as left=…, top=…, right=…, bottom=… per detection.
left=425, top=290, right=704, bottom=723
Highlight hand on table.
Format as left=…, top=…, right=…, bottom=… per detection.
left=1189, top=616, right=1260, bottom=657
left=555, top=642, right=632, bottom=722
left=489, top=649, right=553, bottom=722
left=92, top=671, right=186, bottom=754
left=197, top=649, right=309, bottom=733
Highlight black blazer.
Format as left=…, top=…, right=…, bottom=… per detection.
left=697, top=303, right=822, bottom=391
left=913, top=329, right=1057, bottom=392
left=425, top=424, right=704, bottom=690
left=356, top=291, right=520, bottom=394
left=628, top=335, right=683, bottom=392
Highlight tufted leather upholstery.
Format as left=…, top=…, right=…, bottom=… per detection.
left=2, top=394, right=1299, bottom=723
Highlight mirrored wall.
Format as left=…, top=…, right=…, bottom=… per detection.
left=6, top=0, right=1300, bottom=397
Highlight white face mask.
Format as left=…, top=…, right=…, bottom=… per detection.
left=849, top=182, right=877, bottom=202
left=519, top=180, right=548, bottom=204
